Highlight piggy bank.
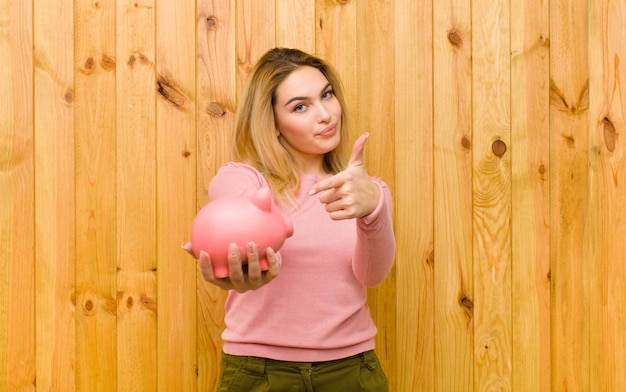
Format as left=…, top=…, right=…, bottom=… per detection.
left=190, top=187, right=294, bottom=277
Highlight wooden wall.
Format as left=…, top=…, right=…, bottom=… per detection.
left=1, top=0, right=625, bottom=390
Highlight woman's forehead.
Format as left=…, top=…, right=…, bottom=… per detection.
left=275, top=66, right=330, bottom=104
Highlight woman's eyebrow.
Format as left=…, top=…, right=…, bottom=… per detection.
left=283, top=83, right=332, bottom=107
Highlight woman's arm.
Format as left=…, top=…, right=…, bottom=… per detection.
left=183, top=163, right=281, bottom=292
left=352, top=179, right=396, bottom=287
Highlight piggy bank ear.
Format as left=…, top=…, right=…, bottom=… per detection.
left=249, top=187, right=272, bottom=212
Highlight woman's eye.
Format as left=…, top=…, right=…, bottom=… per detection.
left=322, top=90, right=333, bottom=99
left=294, top=103, right=306, bottom=112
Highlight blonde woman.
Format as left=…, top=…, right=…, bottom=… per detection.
left=184, top=48, right=395, bottom=392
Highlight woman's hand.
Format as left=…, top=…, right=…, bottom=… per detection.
left=309, top=133, right=380, bottom=219
left=182, top=242, right=281, bottom=293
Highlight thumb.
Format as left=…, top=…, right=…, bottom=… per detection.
left=348, top=133, right=370, bottom=168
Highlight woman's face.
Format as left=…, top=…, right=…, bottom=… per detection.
left=273, top=66, right=342, bottom=172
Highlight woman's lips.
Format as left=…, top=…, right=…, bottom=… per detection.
left=318, top=124, right=337, bottom=137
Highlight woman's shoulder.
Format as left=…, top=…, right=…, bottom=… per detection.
left=216, top=162, right=266, bottom=183
left=218, top=161, right=260, bottom=173
left=209, top=162, right=268, bottom=200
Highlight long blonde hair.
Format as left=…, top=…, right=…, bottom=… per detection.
left=233, top=48, right=350, bottom=205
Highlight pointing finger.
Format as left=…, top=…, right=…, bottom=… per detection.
left=309, top=133, right=370, bottom=196
left=308, top=174, right=343, bottom=196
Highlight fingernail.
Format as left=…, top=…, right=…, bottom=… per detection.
left=229, top=243, right=237, bottom=255
left=248, top=242, right=255, bottom=253
left=308, top=188, right=316, bottom=196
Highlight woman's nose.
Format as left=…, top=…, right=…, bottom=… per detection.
left=317, top=103, right=332, bottom=122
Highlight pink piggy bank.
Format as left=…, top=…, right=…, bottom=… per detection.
left=190, top=187, right=294, bottom=277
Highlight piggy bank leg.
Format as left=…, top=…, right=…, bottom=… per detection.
left=259, top=258, right=269, bottom=272
left=213, top=264, right=230, bottom=278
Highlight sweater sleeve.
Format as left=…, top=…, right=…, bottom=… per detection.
left=352, top=179, right=396, bottom=287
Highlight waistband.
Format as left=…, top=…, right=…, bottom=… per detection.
left=222, top=350, right=378, bottom=372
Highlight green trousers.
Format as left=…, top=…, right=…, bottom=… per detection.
left=216, top=350, right=388, bottom=392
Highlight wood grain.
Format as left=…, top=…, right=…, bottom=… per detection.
left=588, top=0, right=626, bottom=390
left=510, top=0, right=551, bottom=390
left=34, top=0, right=76, bottom=389
left=0, top=0, right=35, bottom=390
left=156, top=0, right=199, bottom=390
left=235, top=0, right=275, bottom=96
left=276, top=0, right=314, bottom=52
left=433, top=0, right=474, bottom=389
left=74, top=0, right=117, bottom=390
left=471, top=0, right=512, bottom=389
left=394, top=0, right=435, bottom=390
left=550, top=0, right=591, bottom=390
left=116, top=0, right=157, bottom=389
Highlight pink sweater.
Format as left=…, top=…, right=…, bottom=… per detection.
left=209, top=162, right=396, bottom=362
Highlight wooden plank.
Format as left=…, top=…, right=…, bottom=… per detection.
left=74, top=0, right=118, bottom=390
left=0, top=0, right=35, bottom=389
left=394, top=0, right=434, bottom=390
left=549, top=0, right=591, bottom=390
left=156, top=0, right=198, bottom=389
left=196, top=0, right=236, bottom=389
left=471, top=0, right=512, bottom=389
left=276, top=0, right=314, bottom=53
left=115, top=0, right=157, bottom=390
left=316, top=0, right=357, bottom=63
left=432, top=0, right=473, bottom=389
left=33, top=0, right=76, bottom=389
left=510, top=0, right=551, bottom=391
left=235, top=0, right=275, bottom=96
left=356, top=1, right=396, bottom=389
left=588, top=0, right=626, bottom=390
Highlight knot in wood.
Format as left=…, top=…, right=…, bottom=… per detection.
left=84, top=57, right=95, bottom=71
left=100, top=54, right=116, bottom=71
left=64, top=90, right=74, bottom=104
left=206, top=17, right=217, bottom=30
left=461, top=136, right=471, bottom=150
left=83, top=299, right=94, bottom=314
left=603, top=117, right=616, bottom=152
left=141, top=296, right=157, bottom=313
left=538, top=164, right=545, bottom=175
left=207, top=102, right=227, bottom=117
left=460, top=296, right=473, bottom=309
left=492, top=140, right=507, bottom=158
left=448, top=30, right=463, bottom=48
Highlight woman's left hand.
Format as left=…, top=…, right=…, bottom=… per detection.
left=309, top=133, right=379, bottom=220
left=182, top=241, right=281, bottom=293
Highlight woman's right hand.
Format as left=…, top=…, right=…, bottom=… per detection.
left=181, top=242, right=281, bottom=293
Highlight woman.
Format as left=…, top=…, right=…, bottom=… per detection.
left=184, top=48, right=395, bottom=392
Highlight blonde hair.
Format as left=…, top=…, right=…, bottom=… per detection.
left=233, top=48, right=350, bottom=205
